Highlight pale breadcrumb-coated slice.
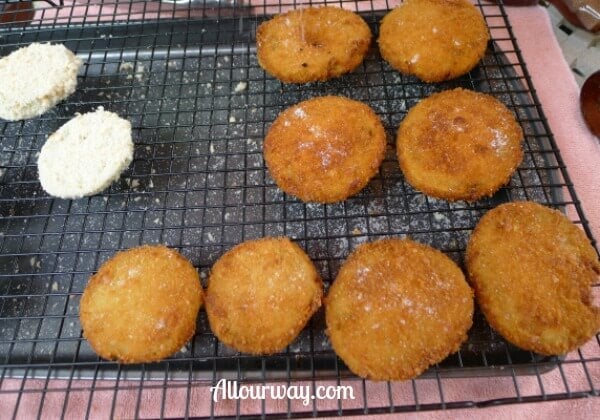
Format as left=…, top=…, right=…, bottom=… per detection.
left=0, top=43, right=82, bottom=121
left=38, top=107, right=133, bottom=199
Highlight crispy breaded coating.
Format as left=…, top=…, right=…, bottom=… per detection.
left=80, top=245, right=203, bottom=363
left=205, top=237, right=323, bottom=354
left=397, top=88, right=523, bottom=201
left=257, top=7, right=371, bottom=83
left=264, top=96, right=386, bottom=203
left=326, top=239, right=474, bottom=381
left=466, top=201, right=600, bottom=355
left=378, top=0, right=489, bottom=82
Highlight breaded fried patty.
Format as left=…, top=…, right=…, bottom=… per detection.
left=264, top=96, right=386, bottom=203
left=326, top=239, right=473, bottom=380
left=205, top=237, right=323, bottom=354
left=466, top=202, right=600, bottom=355
left=256, top=7, right=371, bottom=83
left=397, top=88, right=523, bottom=201
left=80, top=245, right=203, bottom=363
left=378, top=0, right=489, bottom=82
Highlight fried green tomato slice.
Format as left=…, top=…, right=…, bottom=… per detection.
left=378, top=0, right=489, bottom=82
left=397, top=88, right=523, bottom=201
left=205, top=237, right=323, bottom=354
left=257, top=6, right=371, bottom=83
left=466, top=201, right=600, bottom=355
left=80, top=245, right=203, bottom=363
left=264, top=96, right=386, bottom=203
left=326, top=239, right=474, bottom=380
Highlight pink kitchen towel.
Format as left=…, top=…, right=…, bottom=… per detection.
left=3, top=1, right=599, bottom=419
left=506, top=6, right=600, bottom=241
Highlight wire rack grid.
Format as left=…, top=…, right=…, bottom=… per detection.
left=0, top=0, right=598, bottom=418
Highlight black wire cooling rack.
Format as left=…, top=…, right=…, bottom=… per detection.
left=0, top=0, right=598, bottom=418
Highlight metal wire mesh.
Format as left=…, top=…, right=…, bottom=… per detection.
left=0, top=0, right=598, bottom=418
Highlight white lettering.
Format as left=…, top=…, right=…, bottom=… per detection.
left=238, top=385, right=249, bottom=400
left=209, top=380, right=355, bottom=405
left=270, top=384, right=287, bottom=400
left=249, top=385, right=265, bottom=400
left=338, top=385, right=355, bottom=400
left=209, top=379, right=227, bottom=403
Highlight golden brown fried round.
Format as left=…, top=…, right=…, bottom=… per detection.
left=205, top=237, right=323, bottom=354
left=264, top=96, right=386, bottom=203
left=256, top=7, right=371, bottom=83
left=397, top=88, right=523, bottom=201
left=326, top=239, right=473, bottom=381
left=466, top=201, right=600, bottom=355
left=80, top=245, right=203, bottom=363
left=378, top=0, right=489, bottom=82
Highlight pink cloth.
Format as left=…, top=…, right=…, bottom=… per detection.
left=4, top=2, right=599, bottom=418
left=507, top=6, right=600, bottom=241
